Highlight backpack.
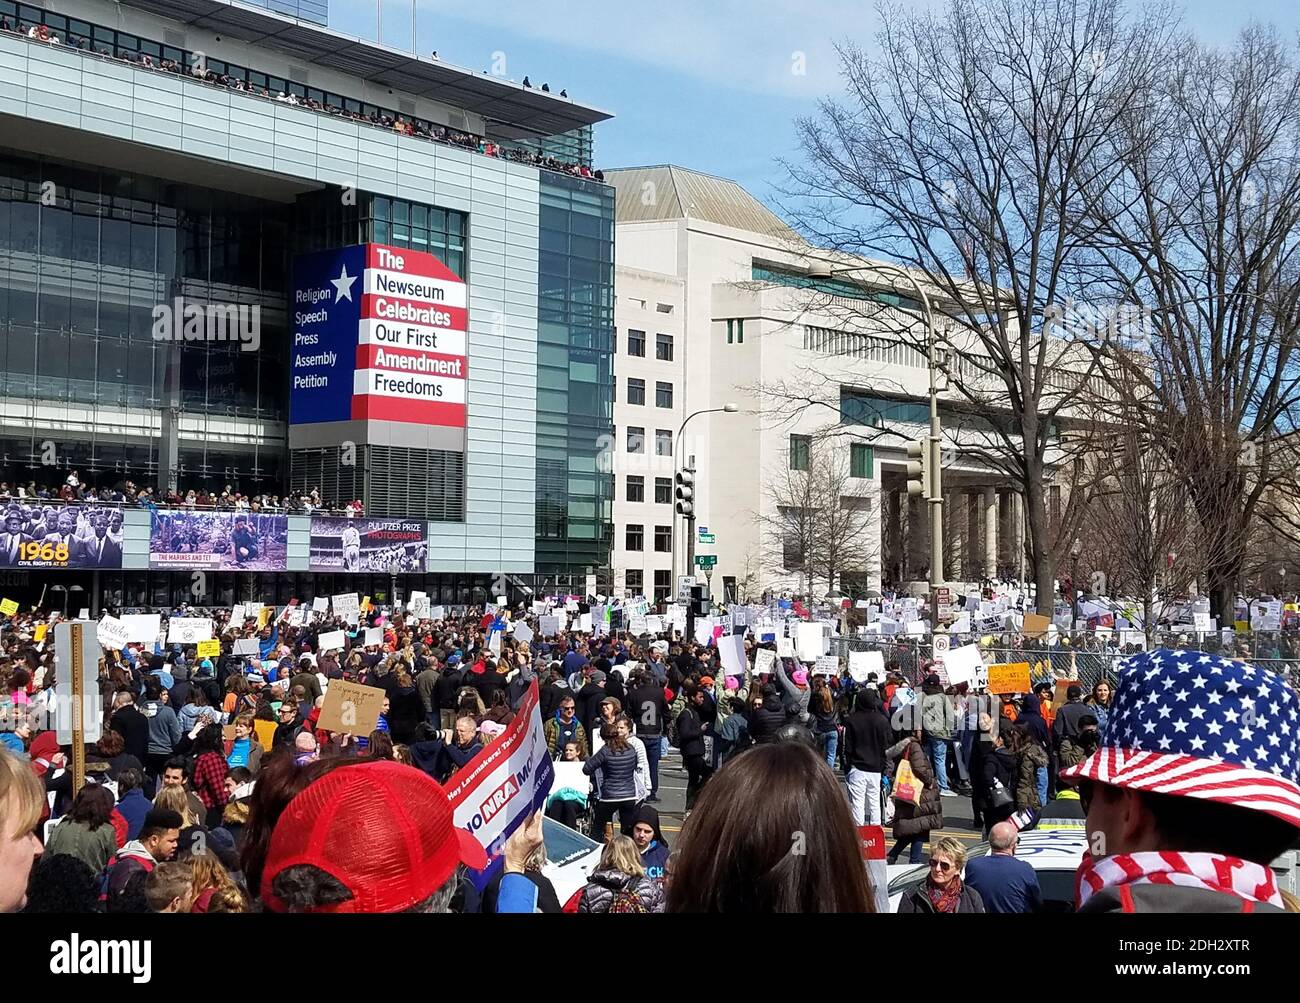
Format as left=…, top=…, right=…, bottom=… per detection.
left=98, top=852, right=155, bottom=908
left=608, top=885, right=650, bottom=914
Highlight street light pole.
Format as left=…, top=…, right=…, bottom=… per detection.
left=672, top=404, right=738, bottom=585
left=1070, top=538, right=1082, bottom=631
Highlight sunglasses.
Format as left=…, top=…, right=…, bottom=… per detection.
left=1078, top=780, right=1095, bottom=815
left=929, top=859, right=956, bottom=872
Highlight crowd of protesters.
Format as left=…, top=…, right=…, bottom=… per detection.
left=0, top=592, right=1298, bottom=915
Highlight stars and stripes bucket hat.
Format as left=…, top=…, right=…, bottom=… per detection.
left=1059, top=649, right=1300, bottom=827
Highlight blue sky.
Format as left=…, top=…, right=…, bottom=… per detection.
left=329, top=1, right=1300, bottom=206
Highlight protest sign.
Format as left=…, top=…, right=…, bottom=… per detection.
left=1022, top=613, right=1051, bottom=639
left=718, top=634, right=747, bottom=678
left=317, top=630, right=346, bottom=653
left=312, top=597, right=329, bottom=614
left=233, top=638, right=261, bottom=656
left=1050, top=679, right=1075, bottom=711
left=754, top=648, right=777, bottom=676
left=645, top=615, right=664, bottom=635
left=96, top=616, right=132, bottom=651
left=231, top=604, right=246, bottom=623
left=794, top=622, right=825, bottom=662
left=942, top=643, right=983, bottom=688
left=858, top=825, right=891, bottom=914
left=331, top=593, right=360, bottom=618
left=196, top=639, right=221, bottom=659
left=629, top=615, right=648, bottom=635
left=813, top=655, right=840, bottom=676
left=579, top=613, right=592, bottom=633
left=0, top=599, right=18, bottom=616
left=987, top=662, right=1031, bottom=694
left=317, top=680, right=386, bottom=735
left=848, top=649, right=884, bottom=683
left=513, top=621, right=534, bottom=645
left=53, top=621, right=102, bottom=744
left=538, top=615, right=561, bottom=637
left=363, top=627, right=382, bottom=647
left=33, top=624, right=47, bottom=643
left=446, top=681, right=555, bottom=890
left=167, top=617, right=213, bottom=644
left=430, top=606, right=445, bottom=621
left=253, top=719, right=278, bottom=750
left=693, top=618, right=714, bottom=646
left=776, top=637, right=795, bottom=659
left=282, top=606, right=305, bottom=628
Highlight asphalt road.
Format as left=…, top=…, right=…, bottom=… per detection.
left=649, top=747, right=986, bottom=851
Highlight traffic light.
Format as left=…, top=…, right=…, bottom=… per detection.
left=675, top=468, right=695, bottom=517
left=690, top=583, right=709, bottom=617
left=906, top=440, right=928, bottom=498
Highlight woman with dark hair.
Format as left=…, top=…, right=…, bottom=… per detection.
left=583, top=717, right=640, bottom=841
left=979, top=718, right=1017, bottom=837
left=44, top=784, right=117, bottom=874
left=387, top=668, right=422, bottom=744
left=482, top=688, right=515, bottom=728
left=366, top=731, right=396, bottom=761
left=1008, top=723, right=1047, bottom=815
left=1087, top=679, right=1112, bottom=733
left=668, top=742, right=873, bottom=913
left=192, top=722, right=230, bottom=828
left=85, top=728, right=143, bottom=781
left=809, top=676, right=839, bottom=769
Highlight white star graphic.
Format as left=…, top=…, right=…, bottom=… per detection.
left=1158, top=736, right=1173, bottom=750
left=1224, top=708, right=1239, bottom=724
left=1162, top=677, right=1176, bottom=690
left=1224, top=739, right=1240, bottom=756
left=331, top=264, right=358, bottom=303
left=1175, top=689, right=1190, bottom=702
left=1240, top=727, right=1254, bottom=742
left=1206, top=720, right=1223, bottom=735
left=1243, top=757, right=1256, bottom=770
left=1268, top=733, right=1281, bottom=747
left=1189, top=706, right=1206, bottom=719
left=1172, top=718, right=1189, bottom=733
left=1207, top=692, right=1222, bottom=705
left=1157, top=705, right=1172, bottom=719
left=1189, top=736, right=1206, bottom=751
left=1225, top=678, right=1242, bottom=693
left=1191, top=675, right=1208, bottom=689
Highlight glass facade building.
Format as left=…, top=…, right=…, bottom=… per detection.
left=0, top=0, right=616, bottom=604
left=535, top=175, right=615, bottom=583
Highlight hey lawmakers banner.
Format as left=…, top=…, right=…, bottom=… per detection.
left=445, top=680, right=554, bottom=891
left=290, top=242, right=468, bottom=428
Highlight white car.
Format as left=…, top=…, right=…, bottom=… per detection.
left=540, top=816, right=604, bottom=907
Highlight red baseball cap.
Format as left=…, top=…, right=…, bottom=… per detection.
left=261, top=761, right=488, bottom=913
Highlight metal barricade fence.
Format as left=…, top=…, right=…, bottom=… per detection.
left=831, top=635, right=1300, bottom=693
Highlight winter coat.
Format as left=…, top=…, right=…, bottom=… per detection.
left=675, top=705, right=706, bottom=758
left=44, top=818, right=117, bottom=875
left=545, top=716, right=589, bottom=759
left=626, top=683, right=669, bottom=738
left=577, top=868, right=665, bottom=913
left=584, top=741, right=640, bottom=801
left=1018, top=693, right=1051, bottom=751
left=1015, top=741, right=1048, bottom=810
left=842, top=694, right=893, bottom=773
left=897, top=881, right=986, bottom=914
left=774, top=659, right=810, bottom=723
left=921, top=690, right=953, bottom=740
left=891, top=737, right=943, bottom=839
left=1079, top=883, right=1286, bottom=914
left=982, top=746, right=1016, bottom=804
left=748, top=691, right=789, bottom=744
left=141, top=699, right=183, bottom=757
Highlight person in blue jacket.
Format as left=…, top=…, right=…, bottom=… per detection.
left=630, top=803, right=670, bottom=885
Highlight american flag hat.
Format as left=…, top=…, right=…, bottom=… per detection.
left=1060, top=649, right=1300, bottom=827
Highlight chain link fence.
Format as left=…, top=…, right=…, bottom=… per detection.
left=831, top=633, right=1300, bottom=692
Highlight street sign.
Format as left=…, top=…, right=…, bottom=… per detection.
left=677, top=575, right=696, bottom=602
left=933, top=634, right=950, bottom=663
left=698, top=533, right=716, bottom=544
left=694, top=555, right=717, bottom=568
left=698, top=526, right=708, bottom=534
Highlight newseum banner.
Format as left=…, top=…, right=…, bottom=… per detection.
left=0, top=503, right=124, bottom=569
left=290, top=242, right=469, bottom=429
left=149, top=511, right=288, bottom=571
left=308, top=517, right=428, bottom=574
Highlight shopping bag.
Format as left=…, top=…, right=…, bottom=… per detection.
left=893, top=750, right=923, bottom=805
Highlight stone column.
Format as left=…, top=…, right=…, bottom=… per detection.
left=983, top=487, right=998, bottom=579
left=968, top=493, right=982, bottom=583
left=946, top=492, right=964, bottom=582
left=886, top=489, right=904, bottom=584
left=907, top=493, right=928, bottom=581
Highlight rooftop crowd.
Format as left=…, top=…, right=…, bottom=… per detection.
left=0, top=474, right=362, bottom=516
left=3, top=17, right=605, bottom=183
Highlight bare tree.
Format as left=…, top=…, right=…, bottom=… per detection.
left=758, top=435, right=879, bottom=597
left=779, top=0, right=1173, bottom=613
left=1082, top=24, right=1300, bottom=621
